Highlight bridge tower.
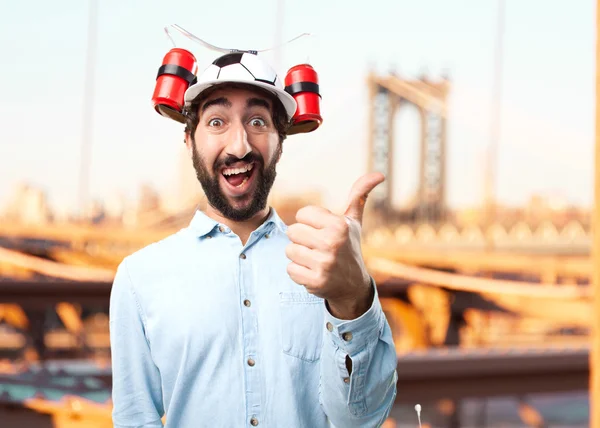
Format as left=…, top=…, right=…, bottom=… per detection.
left=366, top=71, right=450, bottom=227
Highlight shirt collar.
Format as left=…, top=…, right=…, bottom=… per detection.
left=188, top=207, right=287, bottom=238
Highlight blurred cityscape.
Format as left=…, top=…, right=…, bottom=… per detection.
left=0, top=175, right=326, bottom=230
left=2, top=179, right=589, bottom=229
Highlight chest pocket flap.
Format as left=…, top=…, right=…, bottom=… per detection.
left=279, top=292, right=324, bottom=362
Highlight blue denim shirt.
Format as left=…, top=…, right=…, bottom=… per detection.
left=109, top=208, right=397, bottom=427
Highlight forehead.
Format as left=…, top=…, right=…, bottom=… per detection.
left=201, top=87, right=273, bottom=110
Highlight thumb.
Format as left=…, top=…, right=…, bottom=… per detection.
left=343, top=172, right=385, bottom=225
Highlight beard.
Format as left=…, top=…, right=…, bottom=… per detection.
left=191, top=142, right=280, bottom=222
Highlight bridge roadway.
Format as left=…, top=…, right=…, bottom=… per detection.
left=0, top=346, right=589, bottom=405
left=0, top=279, right=111, bottom=306
left=0, top=223, right=593, bottom=281
left=395, top=345, right=588, bottom=403
left=0, top=280, right=590, bottom=404
left=362, top=245, right=591, bottom=281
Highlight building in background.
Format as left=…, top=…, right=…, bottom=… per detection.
left=2, top=183, right=53, bottom=225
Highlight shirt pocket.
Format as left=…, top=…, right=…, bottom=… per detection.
left=279, top=292, right=324, bottom=362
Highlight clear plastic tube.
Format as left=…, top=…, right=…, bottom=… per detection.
left=164, top=24, right=312, bottom=54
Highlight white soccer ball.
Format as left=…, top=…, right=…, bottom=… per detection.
left=184, top=52, right=296, bottom=120
left=205, top=52, right=278, bottom=86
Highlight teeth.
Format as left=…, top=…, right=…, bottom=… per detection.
left=223, top=163, right=253, bottom=176
left=236, top=177, right=249, bottom=188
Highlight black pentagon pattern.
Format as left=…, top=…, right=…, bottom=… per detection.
left=213, top=53, right=244, bottom=67
left=211, top=52, right=277, bottom=86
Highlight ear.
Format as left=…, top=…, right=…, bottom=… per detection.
left=184, top=132, right=194, bottom=158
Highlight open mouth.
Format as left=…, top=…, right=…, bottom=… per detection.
left=220, top=162, right=257, bottom=195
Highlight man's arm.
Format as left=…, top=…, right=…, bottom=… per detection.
left=110, top=259, right=165, bottom=428
left=284, top=172, right=396, bottom=425
left=320, top=278, right=397, bottom=427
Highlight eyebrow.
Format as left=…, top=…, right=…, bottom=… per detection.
left=246, top=97, right=271, bottom=111
left=201, top=97, right=232, bottom=113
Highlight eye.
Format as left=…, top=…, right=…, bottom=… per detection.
left=249, top=118, right=266, bottom=127
left=208, top=118, right=224, bottom=127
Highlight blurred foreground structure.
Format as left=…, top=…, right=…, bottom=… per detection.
left=0, top=185, right=595, bottom=426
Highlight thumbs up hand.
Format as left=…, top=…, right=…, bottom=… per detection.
left=285, top=172, right=385, bottom=320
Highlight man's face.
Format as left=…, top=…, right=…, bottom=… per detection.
left=186, top=87, right=282, bottom=221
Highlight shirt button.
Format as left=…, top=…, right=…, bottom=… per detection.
left=326, top=322, right=333, bottom=332
left=342, top=332, right=353, bottom=341
left=243, top=299, right=251, bottom=307
left=247, top=358, right=255, bottom=367
left=205, top=235, right=212, bottom=239
left=219, top=225, right=225, bottom=232
left=240, top=253, right=247, bottom=259
left=343, top=377, right=350, bottom=384
left=264, top=233, right=270, bottom=239
left=250, top=417, right=259, bottom=426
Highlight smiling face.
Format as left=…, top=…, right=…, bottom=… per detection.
left=185, top=85, right=285, bottom=222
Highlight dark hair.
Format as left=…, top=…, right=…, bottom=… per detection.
left=183, top=82, right=290, bottom=144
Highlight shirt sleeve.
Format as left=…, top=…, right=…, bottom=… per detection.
left=109, top=259, right=165, bottom=428
left=319, top=277, right=398, bottom=427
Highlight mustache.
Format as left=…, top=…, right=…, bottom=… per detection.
left=214, top=152, right=264, bottom=171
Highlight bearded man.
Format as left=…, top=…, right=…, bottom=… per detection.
left=109, top=52, right=398, bottom=428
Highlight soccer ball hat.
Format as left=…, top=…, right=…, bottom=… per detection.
left=152, top=41, right=322, bottom=134
left=184, top=52, right=298, bottom=122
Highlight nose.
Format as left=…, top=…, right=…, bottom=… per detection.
left=225, top=120, right=252, bottom=160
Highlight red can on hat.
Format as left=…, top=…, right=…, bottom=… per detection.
left=284, top=64, right=322, bottom=135
left=152, top=48, right=198, bottom=123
